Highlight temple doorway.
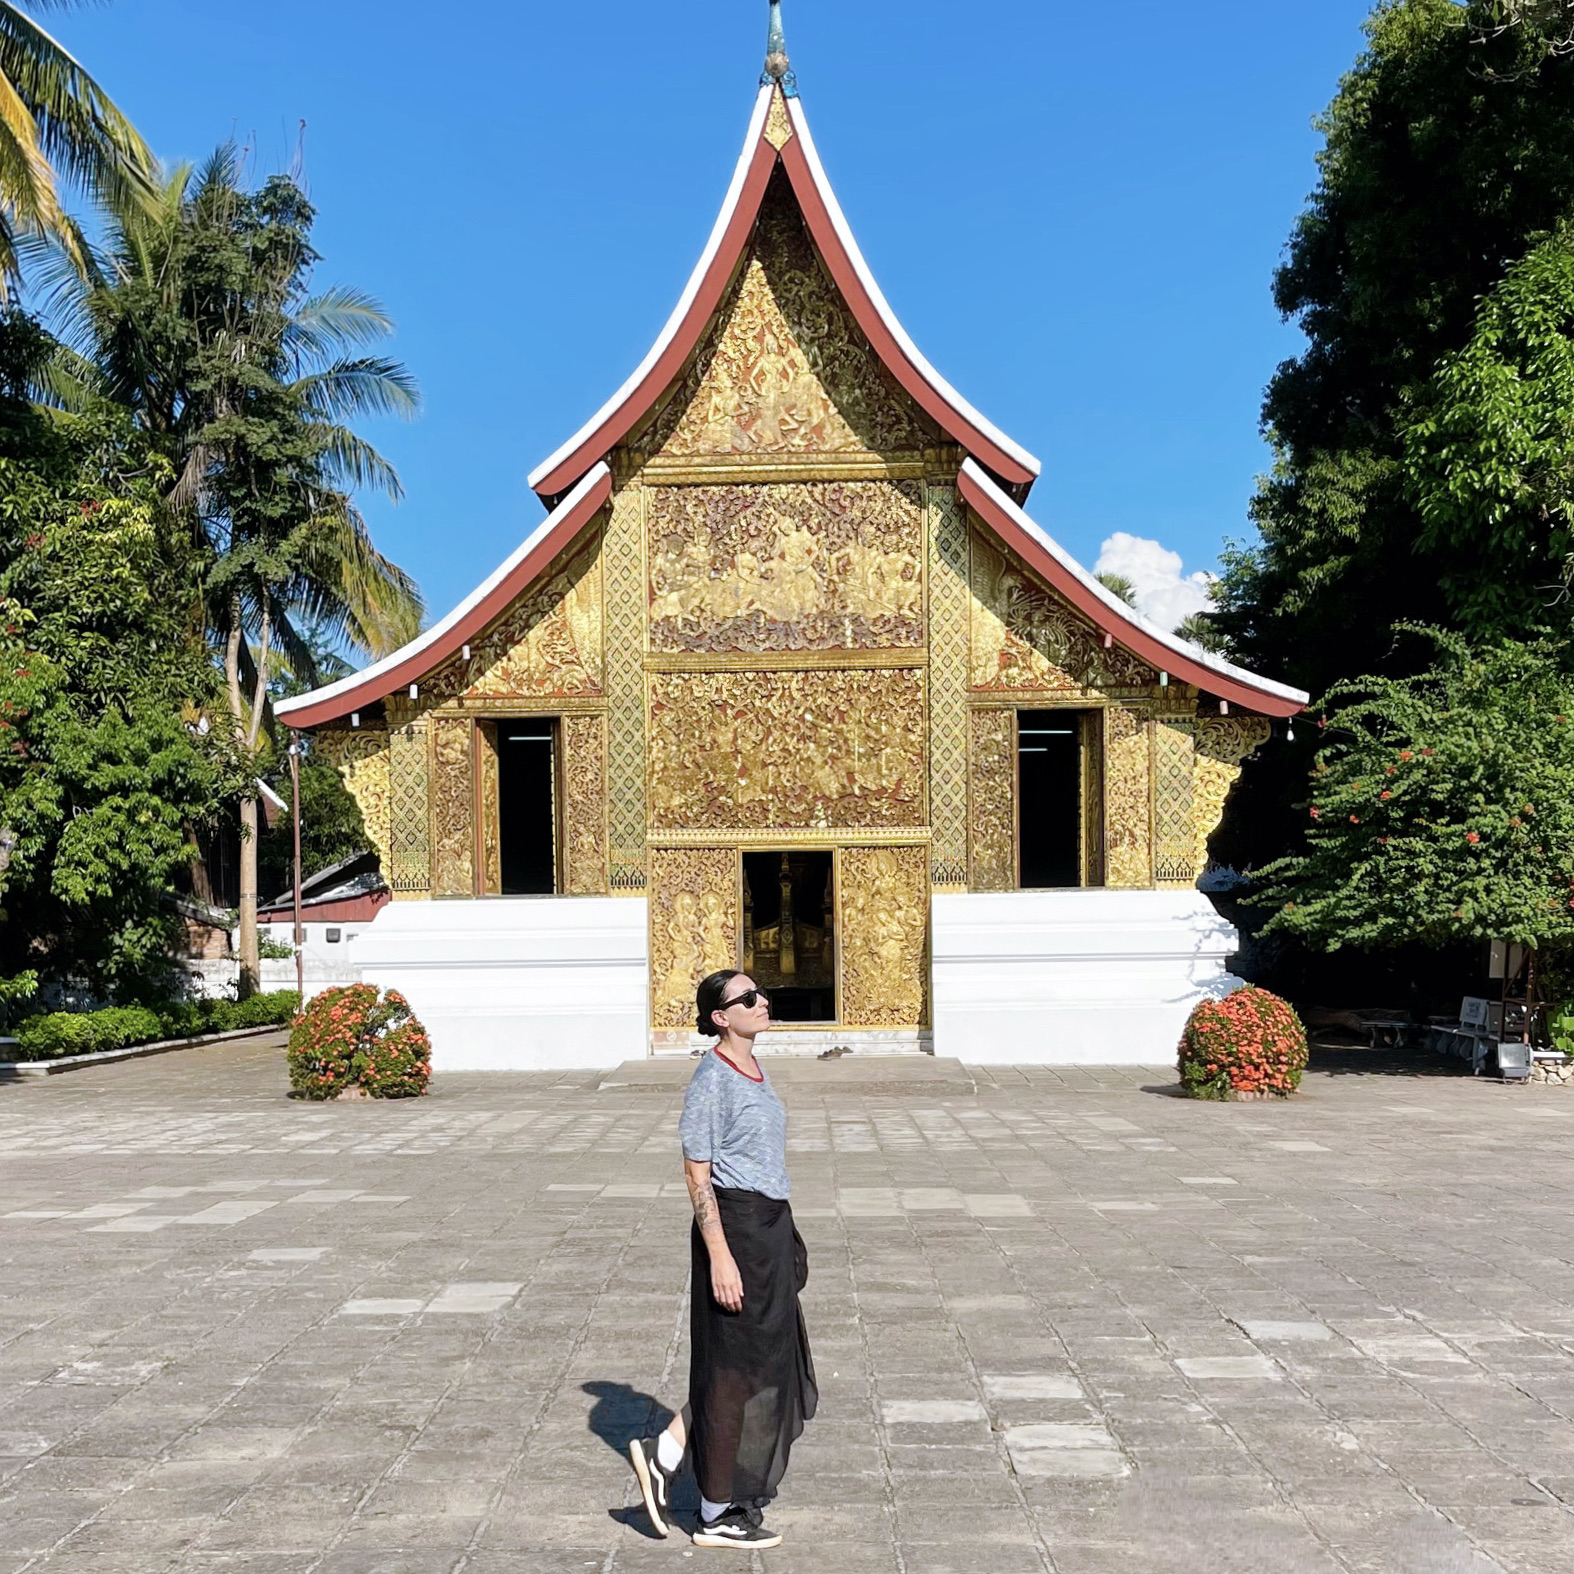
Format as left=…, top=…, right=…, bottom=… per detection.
left=742, top=850, right=835, bottom=1022
left=1018, top=709, right=1095, bottom=888
left=498, top=718, right=558, bottom=894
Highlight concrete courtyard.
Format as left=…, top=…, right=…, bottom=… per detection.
left=1, top=1037, right=1573, bottom=1573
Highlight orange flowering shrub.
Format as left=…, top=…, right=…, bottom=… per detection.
left=1178, top=986, right=1307, bottom=1100
left=286, top=984, right=432, bottom=1100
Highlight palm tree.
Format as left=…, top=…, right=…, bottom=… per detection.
left=0, top=0, right=154, bottom=289
left=43, top=146, right=424, bottom=991
left=1095, top=571, right=1138, bottom=608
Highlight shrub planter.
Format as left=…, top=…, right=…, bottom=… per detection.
left=0, top=1024, right=292, bottom=1080
left=287, top=984, right=431, bottom=1101
left=1178, top=987, right=1308, bottom=1101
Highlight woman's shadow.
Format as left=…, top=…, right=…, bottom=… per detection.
left=582, top=1381, right=698, bottom=1536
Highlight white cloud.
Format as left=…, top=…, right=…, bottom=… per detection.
left=1093, top=531, right=1214, bottom=633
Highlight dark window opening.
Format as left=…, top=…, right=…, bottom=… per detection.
left=499, top=719, right=558, bottom=895
left=1018, top=709, right=1085, bottom=889
left=741, top=850, right=835, bottom=1022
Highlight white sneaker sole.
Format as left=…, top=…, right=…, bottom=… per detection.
left=693, top=1526, right=783, bottom=1549
left=627, top=1440, right=669, bottom=1538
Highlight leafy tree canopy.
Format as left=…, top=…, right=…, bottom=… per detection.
left=1259, top=631, right=1574, bottom=951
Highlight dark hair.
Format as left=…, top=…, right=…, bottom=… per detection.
left=695, top=969, right=746, bottom=1037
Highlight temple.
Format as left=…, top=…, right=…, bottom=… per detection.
left=276, top=3, right=1307, bottom=1069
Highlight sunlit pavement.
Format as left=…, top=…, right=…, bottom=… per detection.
left=0, top=1035, right=1570, bottom=1572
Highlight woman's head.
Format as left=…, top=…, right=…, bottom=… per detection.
left=695, top=969, right=770, bottom=1039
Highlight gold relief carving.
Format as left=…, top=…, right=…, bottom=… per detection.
left=648, top=668, right=926, bottom=831
left=928, top=483, right=969, bottom=888
left=650, top=848, right=738, bottom=1028
left=477, top=722, right=501, bottom=895
left=1082, top=709, right=1106, bottom=887
left=764, top=89, right=793, bottom=150
left=386, top=725, right=431, bottom=894
left=1153, top=720, right=1197, bottom=887
left=1192, top=717, right=1270, bottom=874
left=424, top=535, right=603, bottom=704
left=1105, top=706, right=1152, bottom=888
left=430, top=718, right=475, bottom=897
left=970, top=532, right=1154, bottom=694
left=967, top=707, right=1015, bottom=892
left=640, top=177, right=931, bottom=460
left=605, top=486, right=646, bottom=889
left=316, top=730, right=391, bottom=877
left=839, top=846, right=929, bottom=1027
left=562, top=713, right=609, bottom=894
left=647, top=481, right=923, bottom=653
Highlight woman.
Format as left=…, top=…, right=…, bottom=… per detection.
left=628, top=970, right=817, bottom=1549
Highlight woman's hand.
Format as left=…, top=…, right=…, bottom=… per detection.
left=711, top=1249, right=744, bottom=1313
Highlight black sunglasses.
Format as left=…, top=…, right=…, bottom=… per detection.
left=719, top=988, right=769, bottom=1011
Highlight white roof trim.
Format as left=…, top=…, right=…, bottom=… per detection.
left=276, top=463, right=612, bottom=721
left=961, top=459, right=1309, bottom=706
left=526, top=89, right=775, bottom=493
left=786, top=97, right=1041, bottom=481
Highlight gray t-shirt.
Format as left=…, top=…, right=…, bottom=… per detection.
left=679, top=1050, right=790, bottom=1200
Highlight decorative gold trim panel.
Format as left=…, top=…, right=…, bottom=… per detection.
left=316, top=730, right=391, bottom=878
left=839, top=845, right=929, bottom=1028
left=1154, top=719, right=1197, bottom=887
left=967, top=707, right=1015, bottom=892
left=386, top=725, right=431, bottom=895
left=562, top=712, right=609, bottom=894
left=605, top=483, right=647, bottom=890
left=640, top=455, right=926, bottom=485
left=927, top=482, right=969, bottom=889
left=648, top=827, right=932, bottom=848
left=430, top=717, right=474, bottom=897
left=649, top=847, right=739, bottom=1029
left=645, top=648, right=925, bottom=673
left=476, top=722, right=501, bottom=895
left=1105, top=706, right=1152, bottom=888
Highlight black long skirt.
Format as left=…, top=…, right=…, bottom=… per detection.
left=688, top=1186, right=818, bottom=1507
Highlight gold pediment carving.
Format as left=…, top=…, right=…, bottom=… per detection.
left=648, top=480, right=923, bottom=654
left=639, top=175, right=932, bottom=461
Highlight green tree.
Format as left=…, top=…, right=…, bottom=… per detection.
left=1216, top=0, right=1574, bottom=692
left=0, top=0, right=154, bottom=287
left=47, top=148, right=423, bottom=993
left=1258, top=631, right=1574, bottom=953
left=259, top=748, right=368, bottom=899
left=1095, top=572, right=1137, bottom=607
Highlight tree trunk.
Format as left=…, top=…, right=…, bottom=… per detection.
left=237, top=794, right=259, bottom=998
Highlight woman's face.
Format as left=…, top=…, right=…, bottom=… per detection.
left=714, top=974, right=770, bottom=1036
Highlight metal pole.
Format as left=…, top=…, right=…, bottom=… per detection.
left=289, top=734, right=304, bottom=1001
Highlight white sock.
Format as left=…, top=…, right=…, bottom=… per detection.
left=656, top=1430, right=683, bottom=1471
left=700, top=1494, right=730, bottom=1524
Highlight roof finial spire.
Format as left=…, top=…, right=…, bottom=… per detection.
left=761, top=0, right=798, bottom=98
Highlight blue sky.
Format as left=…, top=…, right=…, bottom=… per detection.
left=49, top=0, right=1376, bottom=634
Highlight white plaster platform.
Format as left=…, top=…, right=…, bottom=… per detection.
left=349, top=897, right=648, bottom=1070
left=931, top=889, right=1242, bottom=1065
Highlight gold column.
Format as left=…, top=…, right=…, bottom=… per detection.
left=386, top=723, right=432, bottom=896
left=430, top=717, right=475, bottom=896
left=605, top=483, right=646, bottom=890
left=562, top=712, right=609, bottom=894
left=839, top=844, right=929, bottom=1027
left=1105, top=705, right=1153, bottom=888
left=927, top=481, right=968, bottom=889
left=967, top=706, right=1015, bottom=891
left=475, top=721, right=501, bottom=895
left=1153, top=718, right=1197, bottom=887
left=649, top=847, right=738, bottom=1029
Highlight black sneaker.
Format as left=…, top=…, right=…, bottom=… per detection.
left=692, top=1505, right=782, bottom=1548
left=627, top=1434, right=676, bottom=1537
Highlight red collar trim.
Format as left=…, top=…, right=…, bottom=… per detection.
left=712, top=1047, right=764, bottom=1083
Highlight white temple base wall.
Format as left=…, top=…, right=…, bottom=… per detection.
left=931, top=889, right=1243, bottom=1066
left=349, top=897, right=649, bottom=1071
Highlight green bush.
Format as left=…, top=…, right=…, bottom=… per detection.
left=287, top=984, right=430, bottom=1100
left=9, top=991, right=302, bottom=1061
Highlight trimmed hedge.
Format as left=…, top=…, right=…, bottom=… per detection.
left=287, top=984, right=431, bottom=1100
left=12, top=992, right=302, bottom=1062
left=1178, top=986, right=1308, bottom=1100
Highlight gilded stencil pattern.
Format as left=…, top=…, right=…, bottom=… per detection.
left=1105, top=707, right=1151, bottom=888
left=927, top=484, right=969, bottom=887
left=387, top=726, right=431, bottom=894
left=641, top=180, right=930, bottom=459
left=648, top=481, right=923, bottom=653
left=648, top=668, right=926, bottom=831
left=763, top=88, right=793, bottom=150
left=1154, top=720, right=1197, bottom=887
left=430, top=718, right=474, bottom=896
left=477, top=723, right=501, bottom=895
left=650, top=848, right=738, bottom=1029
left=317, top=731, right=391, bottom=876
left=970, top=532, right=1154, bottom=694
left=839, top=845, right=929, bottom=1027
left=562, top=713, right=609, bottom=894
left=605, top=486, right=646, bottom=889
left=1192, top=716, right=1270, bottom=875
left=967, top=708, right=1015, bottom=891
left=424, top=536, right=603, bottom=703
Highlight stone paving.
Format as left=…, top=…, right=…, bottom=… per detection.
left=2, top=1037, right=1574, bottom=1572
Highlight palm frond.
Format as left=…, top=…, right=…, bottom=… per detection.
left=309, top=422, right=404, bottom=501
left=284, top=285, right=394, bottom=365
left=293, top=356, right=420, bottom=423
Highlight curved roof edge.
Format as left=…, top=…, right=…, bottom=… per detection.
left=958, top=459, right=1307, bottom=718
left=277, top=464, right=613, bottom=730
left=528, top=86, right=1039, bottom=500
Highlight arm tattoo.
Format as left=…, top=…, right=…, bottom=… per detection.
left=692, top=1182, right=716, bottom=1232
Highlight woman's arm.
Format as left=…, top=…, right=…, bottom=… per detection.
left=684, top=1157, right=743, bottom=1312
